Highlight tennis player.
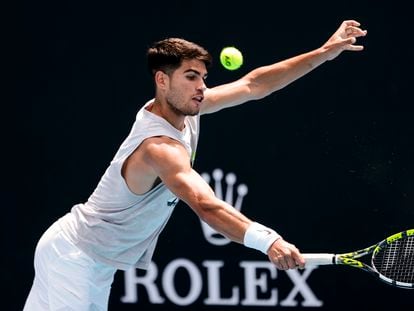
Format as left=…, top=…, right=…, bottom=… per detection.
left=24, top=20, right=367, bottom=310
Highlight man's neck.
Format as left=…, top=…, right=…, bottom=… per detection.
left=148, top=100, right=186, bottom=131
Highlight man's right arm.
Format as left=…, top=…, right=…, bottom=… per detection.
left=137, top=136, right=305, bottom=269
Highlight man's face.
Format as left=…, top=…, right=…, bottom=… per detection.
left=164, top=59, right=207, bottom=116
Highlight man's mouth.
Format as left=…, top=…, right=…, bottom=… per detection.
left=192, top=95, right=204, bottom=103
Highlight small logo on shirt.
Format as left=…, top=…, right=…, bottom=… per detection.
left=167, top=197, right=178, bottom=207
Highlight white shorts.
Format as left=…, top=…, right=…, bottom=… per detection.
left=23, top=220, right=117, bottom=311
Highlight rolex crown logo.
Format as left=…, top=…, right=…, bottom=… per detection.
left=200, top=168, right=248, bottom=246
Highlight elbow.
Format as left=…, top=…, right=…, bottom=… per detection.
left=246, top=81, right=265, bottom=101
left=248, top=79, right=282, bottom=101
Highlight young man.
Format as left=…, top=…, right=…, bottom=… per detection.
left=24, top=20, right=367, bottom=310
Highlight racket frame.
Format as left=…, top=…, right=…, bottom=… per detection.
left=303, top=229, right=414, bottom=289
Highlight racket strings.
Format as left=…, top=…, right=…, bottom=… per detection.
left=373, top=236, right=414, bottom=283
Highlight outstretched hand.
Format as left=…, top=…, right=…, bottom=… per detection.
left=267, top=238, right=305, bottom=270
left=323, top=20, right=367, bottom=61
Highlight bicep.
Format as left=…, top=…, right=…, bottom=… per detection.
left=201, top=62, right=295, bottom=115
left=143, top=137, right=216, bottom=212
left=143, top=136, right=251, bottom=243
left=201, top=79, right=256, bottom=114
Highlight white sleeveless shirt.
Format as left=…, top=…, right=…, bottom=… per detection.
left=58, top=100, right=200, bottom=270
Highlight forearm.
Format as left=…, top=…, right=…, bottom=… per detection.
left=197, top=198, right=282, bottom=255
left=247, top=46, right=329, bottom=99
left=247, top=20, right=367, bottom=99
left=202, top=20, right=366, bottom=114
left=201, top=47, right=331, bottom=114
left=196, top=197, right=252, bottom=244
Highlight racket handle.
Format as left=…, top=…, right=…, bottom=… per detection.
left=303, top=253, right=336, bottom=266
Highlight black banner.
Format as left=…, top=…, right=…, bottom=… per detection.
left=9, top=1, right=414, bottom=310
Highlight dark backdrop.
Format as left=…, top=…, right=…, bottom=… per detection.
left=7, top=0, right=413, bottom=310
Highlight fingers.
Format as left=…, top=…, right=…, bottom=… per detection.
left=345, top=26, right=367, bottom=38
left=342, top=20, right=361, bottom=27
left=348, top=45, right=364, bottom=51
left=293, top=252, right=306, bottom=269
left=322, top=19, right=367, bottom=60
left=344, top=37, right=365, bottom=51
left=272, top=253, right=298, bottom=270
left=341, top=22, right=367, bottom=51
left=337, top=19, right=367, bottom=38
left=268, top=239, right=305, bottom=270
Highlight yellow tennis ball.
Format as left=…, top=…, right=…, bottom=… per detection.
left=220, top=46, right=243, bottom=70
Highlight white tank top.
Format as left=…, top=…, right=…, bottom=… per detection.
left=58, top=100, right=200, bottom=270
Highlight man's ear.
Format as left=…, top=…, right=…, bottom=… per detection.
left=154, top=71, right=168, bottom=90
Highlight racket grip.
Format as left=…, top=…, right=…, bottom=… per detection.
left=303, top=253, right=336, bottom=266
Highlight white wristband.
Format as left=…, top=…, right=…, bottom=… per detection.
left=243, top=222, right=281, bottom=254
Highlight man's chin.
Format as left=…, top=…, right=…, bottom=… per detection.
left=185, top=107, right=200, bottom=116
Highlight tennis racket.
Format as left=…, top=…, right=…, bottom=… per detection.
left=303, top=229, right=414, bottom=289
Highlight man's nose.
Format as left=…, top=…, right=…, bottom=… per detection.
left=198, top=83, right=207, bottom=92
